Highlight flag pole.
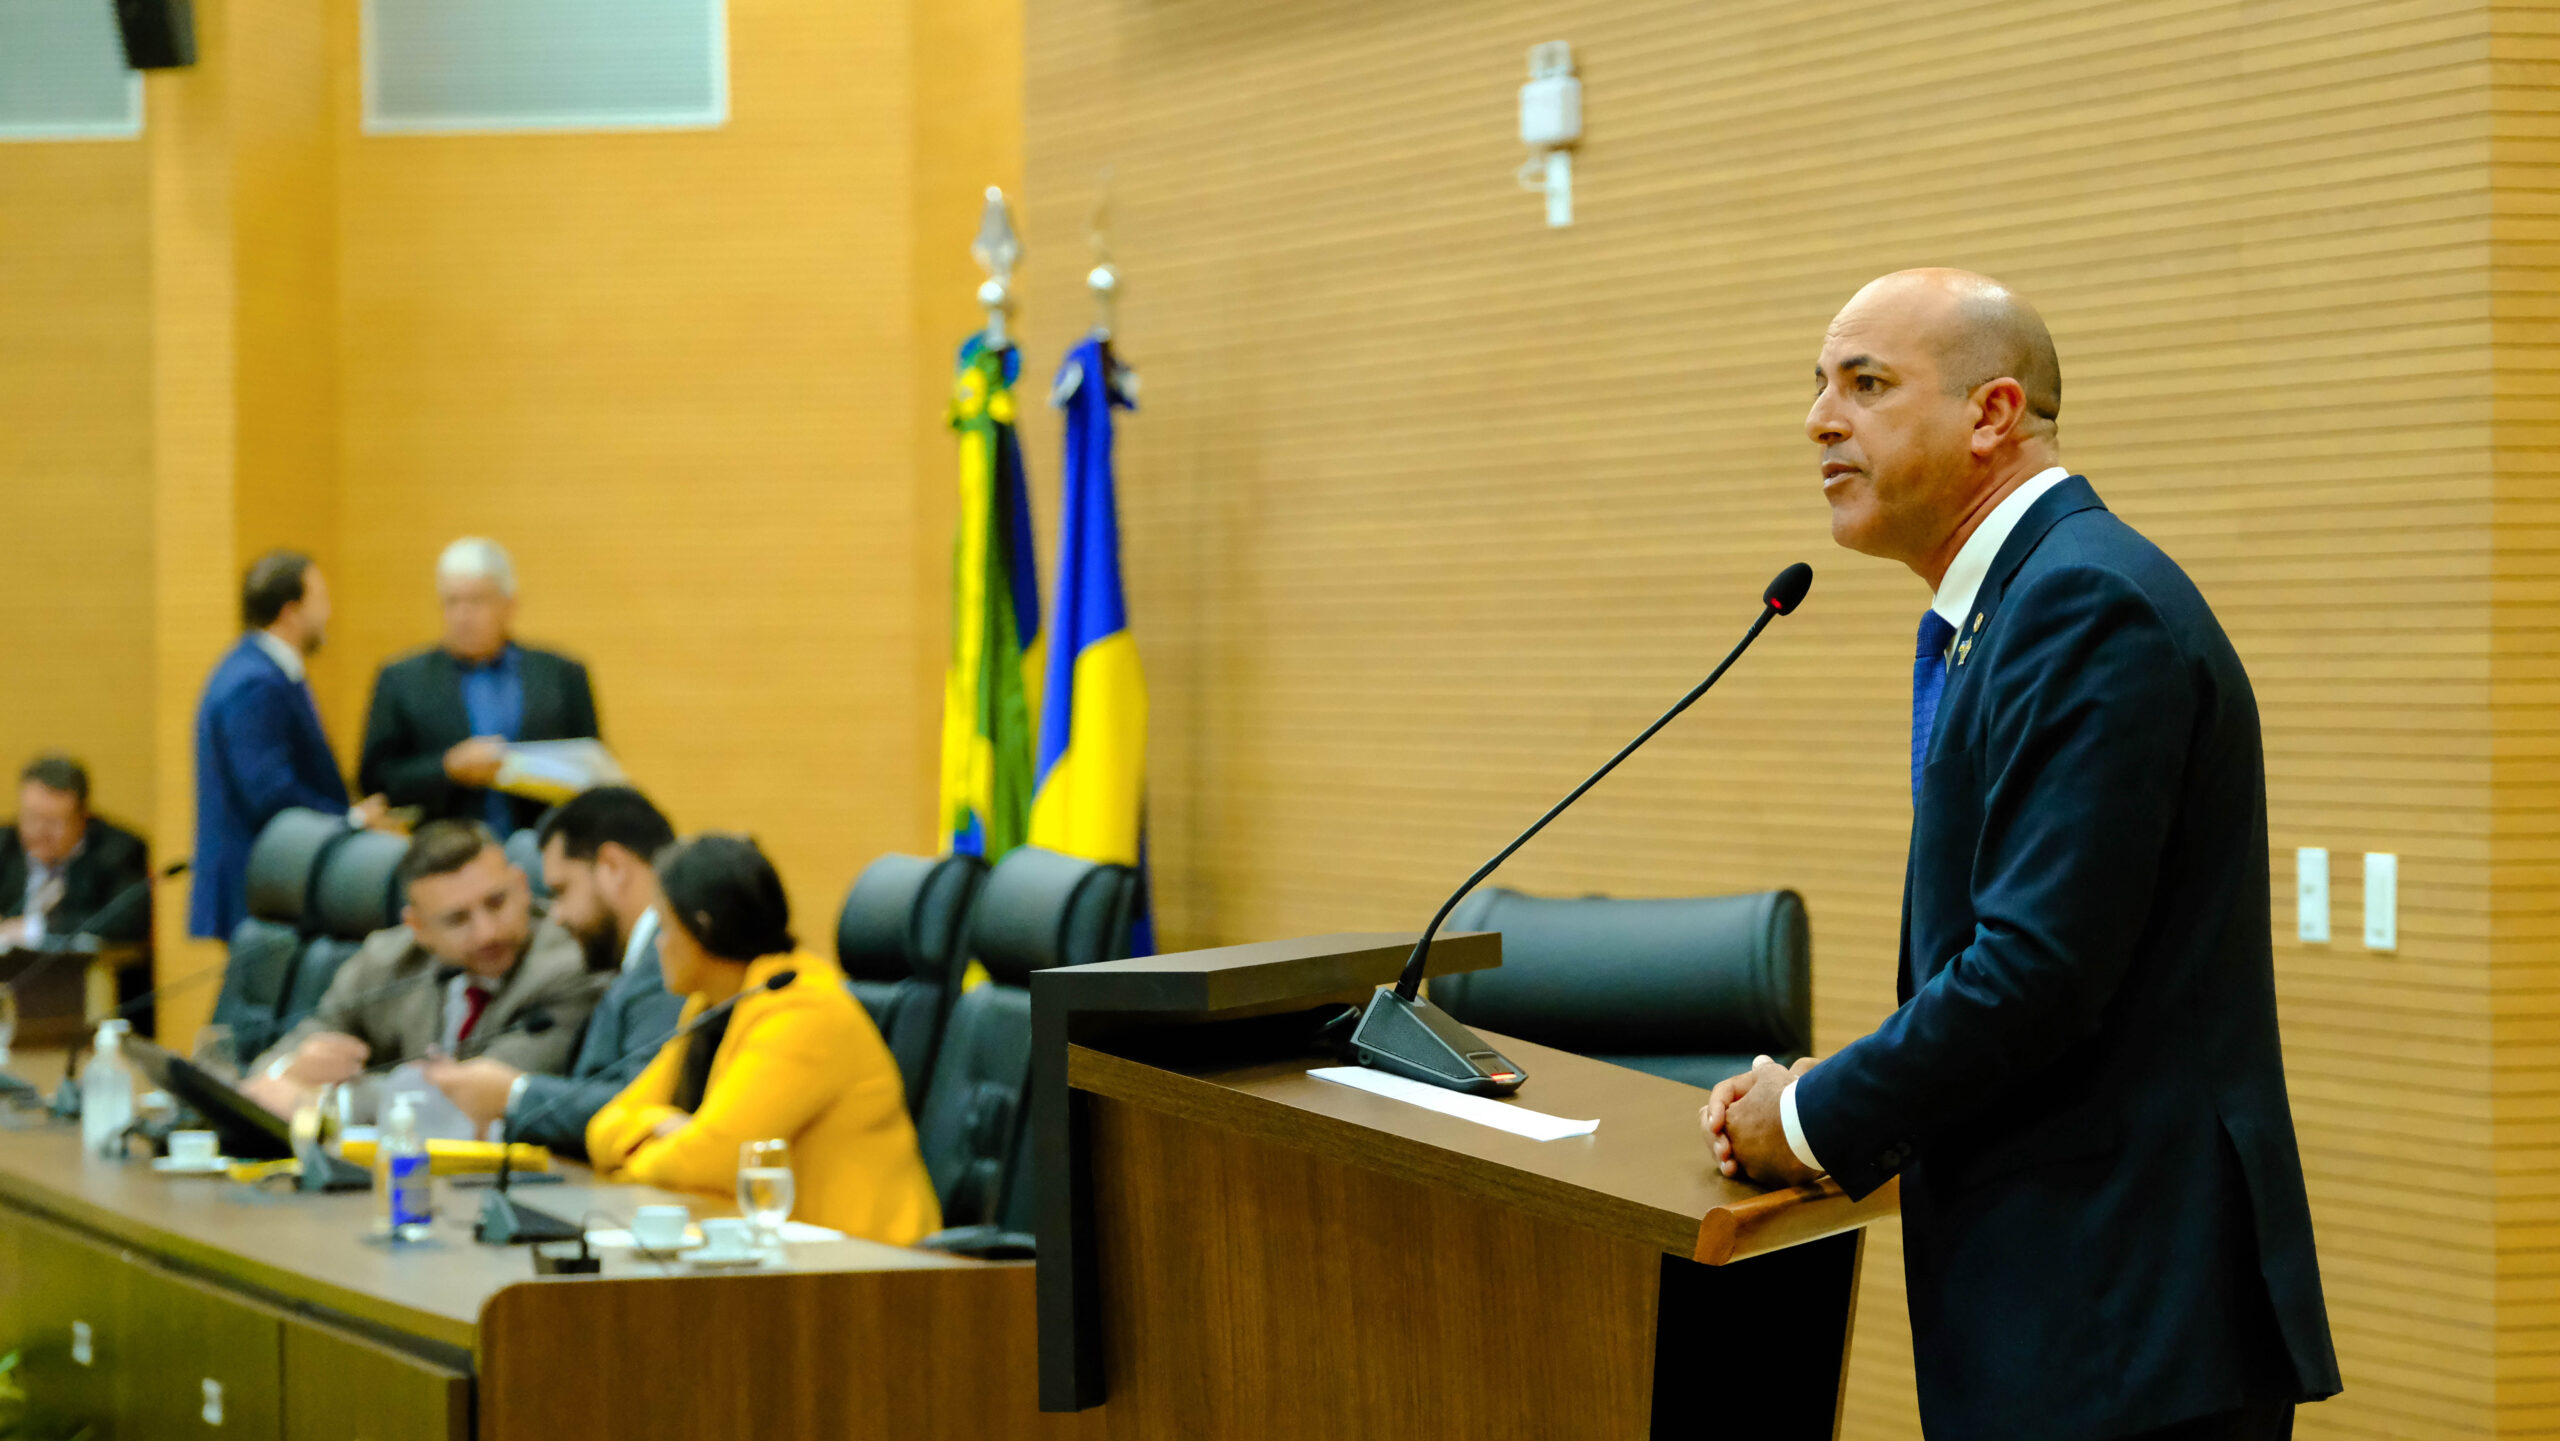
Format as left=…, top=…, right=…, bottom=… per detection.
left=972, top=187, right=1021, bottom=350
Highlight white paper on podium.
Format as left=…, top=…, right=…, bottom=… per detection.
left=1307, top=1066, right=1599, bottom=1141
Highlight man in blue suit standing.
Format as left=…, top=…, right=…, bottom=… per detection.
left=189, top=551, right=367, bottom=942
left=1705, top=270, right=2341, bottom=1439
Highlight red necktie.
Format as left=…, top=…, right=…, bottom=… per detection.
left=457, top=985, right=491, bottom=1045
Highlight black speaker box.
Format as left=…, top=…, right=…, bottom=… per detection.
left=114, top=0, right=197, bottom=70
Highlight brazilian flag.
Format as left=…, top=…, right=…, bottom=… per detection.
left=940, top=336, right=1043, bottom=859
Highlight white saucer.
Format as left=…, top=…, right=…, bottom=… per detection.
left=153, top=1156, right=230, bottom=1175
left=630, top=1235, right=702, bottom=1259
left=686, top=1246, right=767, bottom=1268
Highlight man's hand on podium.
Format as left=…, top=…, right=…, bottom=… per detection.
left=1702, top=1055, right=1821, bottom=1188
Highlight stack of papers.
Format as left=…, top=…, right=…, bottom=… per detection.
left=1308, top=1066, right=1600, bottom=1141
left=493, top=740, right=628, bottom=804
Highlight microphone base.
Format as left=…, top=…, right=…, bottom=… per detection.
left=476, top=1188, right=582, bottom=1245
left=1348, top=988, right=1526, bottom=1097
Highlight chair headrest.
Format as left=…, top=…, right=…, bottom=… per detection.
left=838, top=852, right=987, bottom=983
left=243, top=809, right=347, bottom=924
left=1434, top=886, right=1811, bottom=1056
left=307, top=829, right=407, bottom=939
left=964, top=847, right=1130, bottom=987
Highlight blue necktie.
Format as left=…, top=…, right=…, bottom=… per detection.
left=1912, top=611, right=1957, bottom=798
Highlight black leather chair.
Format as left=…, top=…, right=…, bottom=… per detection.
left=914, top=846, right=1134, bottom=1255
left=837, top=852, right=986, bottom=1115
left=1430, top=886, right=1812, bottom=1089
left=503, top=827, right=549, bottom=901
left=210, top=809, right=341, bottom=1063
left=276, top=827, right=405, bottom=1027
left=208, top=812, right=407, bottom=1065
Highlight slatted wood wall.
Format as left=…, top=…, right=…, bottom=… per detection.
left=2489, top=7, right=2559, bottom=1431
left=323, top=0, right=1017, bottom=931
left=0, top=142, right=153, bottom=829
left=1018, top=0, right=2544, bottom=1433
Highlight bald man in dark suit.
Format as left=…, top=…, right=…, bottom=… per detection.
left=1706, top=270, right=2341, bottom=1441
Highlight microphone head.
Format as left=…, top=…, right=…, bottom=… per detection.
left=519, top=1010, right=556, bottom=1035
left=1764, top=562, right=1814, bottom=616
left=764, top=970, right=800, bottom=993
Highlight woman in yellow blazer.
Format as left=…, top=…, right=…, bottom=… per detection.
left=587, top=834, right=941, bottom=1245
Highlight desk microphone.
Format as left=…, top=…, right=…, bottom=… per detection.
left=476, top=969, right=800, bottom=1245
left=1349, top=562, right=1815, bottom=1096
left=5, top=860, right=190, bottom=1108
left=3, top=859, right=189, bottom=1002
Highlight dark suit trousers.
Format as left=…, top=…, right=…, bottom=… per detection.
left=2123, top=1403, right=2293, bottom=1441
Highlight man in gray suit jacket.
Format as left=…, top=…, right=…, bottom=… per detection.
left=242, top=820, right=602, bottom=1118
left=424, top=787, right=684, bottom=1159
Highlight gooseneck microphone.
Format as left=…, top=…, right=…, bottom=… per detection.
left=476, top=969, right=801, bottom=1246
left=1350, top=562, right=1815, bottom=1096
left=4, top=860, right=190, bottom=1105
left=3, top=859, right=189, bottom=1001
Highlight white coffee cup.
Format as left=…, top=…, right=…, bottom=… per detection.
left=168, top=1130, right=219, bottom=1167
left=631, top=1205, right=691, bottom=1251
left=697, top=1216, right=753, bottom=1254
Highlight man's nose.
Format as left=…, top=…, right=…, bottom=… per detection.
left=1806, top=393, right=1849, bottom=445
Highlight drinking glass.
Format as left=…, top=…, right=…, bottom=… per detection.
left=737, top=1139, right=795, bottom=1250
left=191, top=1023, right=238, bottom=1084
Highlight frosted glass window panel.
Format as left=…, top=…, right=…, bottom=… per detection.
left=363, top=0, right=726, bottom=135
left=0, top=0, right=143, bottom=141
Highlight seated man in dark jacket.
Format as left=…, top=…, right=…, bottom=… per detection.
left=357, top=537, right=601, bottom=837
left=422, top=786, right=683, bottom=1158
left=0, top=754, right=150, bottom=947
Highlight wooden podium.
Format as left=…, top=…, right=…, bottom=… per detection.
left=1030, top=932, right=1899, bottom=1440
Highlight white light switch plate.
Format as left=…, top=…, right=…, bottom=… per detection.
left=2295, top=848, right=2329, bottom=943
left=2364, top=852, right=2397, bottom=951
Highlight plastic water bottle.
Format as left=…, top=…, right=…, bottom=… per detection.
left=79, top=1019, right=136, bottom=1158
left=373, top=1093, right=433, bottom=1241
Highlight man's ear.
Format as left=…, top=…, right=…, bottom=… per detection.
left=1971, top=377, right=2030, bottom=454
left=400, top=902, right=419, bottom=933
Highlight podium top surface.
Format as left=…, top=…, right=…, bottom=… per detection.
left=1068, top=1031, right=1894, bottom=1267
left=1031, top=931, right=1499, bottom=1015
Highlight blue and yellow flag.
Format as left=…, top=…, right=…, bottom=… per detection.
left=941, top=337, right=1043, bottom=859
left=1031, top=339, right=1149, bottom=941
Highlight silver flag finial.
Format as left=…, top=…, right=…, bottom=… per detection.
left=1086, top=168, right=1119, bottom=340
left=973, top=186, right=1022, bottom=348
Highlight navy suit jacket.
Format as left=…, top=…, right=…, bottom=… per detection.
left=189, top=637, right=350, bottom=940
left=1794, top=477, right=2341, bottom=1439
left=506, top=930, right=683, bottom=1160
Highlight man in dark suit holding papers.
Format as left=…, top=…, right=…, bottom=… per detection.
left=1703, top=270, right=2340, bottom=1440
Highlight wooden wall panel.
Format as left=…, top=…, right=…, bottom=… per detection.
left=326, top=0, right=1011, bottom=926
left=2490, top=6, right=2559, bottom=1434
left=1021, top=0, right=2520, bottom=1434
left=0, top=141, right=153, bottom=829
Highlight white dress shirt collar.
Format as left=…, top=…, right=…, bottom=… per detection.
left=248, top=627, right=308, bottom=684
left=1929, top=466, right=2072, bottom=634
left=625, top=906, right=660, bottom=972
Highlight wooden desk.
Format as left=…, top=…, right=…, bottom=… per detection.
left=0, top=1115, right=1087, bottom=1440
